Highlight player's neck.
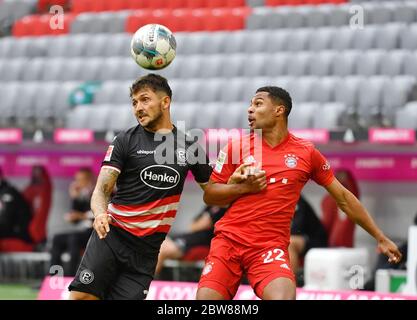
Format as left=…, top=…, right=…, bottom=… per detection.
left=144, top=118, right=174, bottom=134
left=261, top=125, right=289, bottom=148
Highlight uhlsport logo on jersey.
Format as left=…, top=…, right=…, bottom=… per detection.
left=140, top=165, right=180, bottom=190
left=284, top=154, right=299, bottom=168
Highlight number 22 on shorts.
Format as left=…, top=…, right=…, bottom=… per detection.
left=261, top=248, right=285, bottom=264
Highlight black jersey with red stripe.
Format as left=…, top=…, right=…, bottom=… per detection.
left=102, top=124, right=211, bottom=251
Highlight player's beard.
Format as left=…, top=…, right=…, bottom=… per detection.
left=141, top=107, right=164, bottom=132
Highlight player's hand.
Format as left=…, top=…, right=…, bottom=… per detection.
left=93, top=213, right=112, bottom=239
left=243, top=170, right=267, bottom=194
left=377, top=237, right=402, bottom=264
left=228, top=163, right=251, bottom=184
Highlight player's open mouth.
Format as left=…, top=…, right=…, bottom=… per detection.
left=248, top=118, right=255, bottom=126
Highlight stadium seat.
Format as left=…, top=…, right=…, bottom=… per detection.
left=393, top=2, right=417, bottom=24
left=64, top=34, right=89, bottom=57
left=107, top=105, right=135, bottom=131
left=21, top=58, right=45, bottom=81
left=375, top=23, right=405, bottom=50
left=85, top=106, right=113, bottom=131
left=171, top=102, right=198, bottom=128
left=286, top=76, right=316, bottom=103
left=332, top=50, right=360, bottom=77
left=242, top=76, right=271, bottom=102
left=288, top=102, right=319, bottom=129
left=403, top=51, right=417, bottom=77
left=287, top=29, right=310, bottom=52
left=305, top=5, right=331, bottom=28
left=351, top=26, right=377, bottom=50
left=40, top=58, right=65, bottom=81
left=0, top=58, right=27, bottom=81
left=219, top=54, right=246, bottom=77
left=198, top=55, right=222, bottom=78
left=0, top=83, right=19, bottom=127
left=400, top=23, right=417, bottom=50
left=327, top=5, right=349, bottom=27
left=309, top=51, right=336, bottom=76
left=365, top=3, right=392, bottom=25
left=0, top=38, right=14, bottom=58
left=306, top=27, right=334, bottom=51
left=382, top=76, right=415, bottom=123
left=194, top=103, right=221, bottom=129
left=379, top=50, right=407, bottom=77
left=329, top=26, right=353, bottom=50
left=396, top=102, right=417, bottom=129
left=245, top=7, right=269, bottom=29
left=242, top=53, right=267, bottom=77
left=218, top=78, right=245, bottom=102
left=217, top=102, right=244, bottom=129
left=355, top=50, right=385, bottom=76
left=266, top=30, right=290, bottom=53
left=286, top=52, right=311, bottom=76
left=242, top=30, right=268, bottom=53
left=334, top=76, right=364, bottom=112
left=312, top=102, right=346, bottom=130
left=357, top=76, right=390, bottom=126
left=66, top=105, right=94, bottom=129
left=173, top=80, right=201, bottom=102
left=265, top=53, right=289, bottom=77
left=223, top=31, right=246, bottom=53
left=309, top=77, right=336, bottom=103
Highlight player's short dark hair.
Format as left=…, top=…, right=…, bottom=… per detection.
left=130, top=73, right=172, bottom=99
left=256, top=86, right=292, bottom=117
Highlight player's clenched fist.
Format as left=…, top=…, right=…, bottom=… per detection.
left=93, top=213, right=112, bottom=239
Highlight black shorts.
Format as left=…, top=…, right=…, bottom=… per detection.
left=68, top=227, right=158, bottom=300
left=172, top=229, right=213, bottom=254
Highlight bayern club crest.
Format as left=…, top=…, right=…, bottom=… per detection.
left=284, top=154, right=298, bottom=168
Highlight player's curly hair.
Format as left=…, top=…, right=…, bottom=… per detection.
left=130, top=73, right=172, bottom=99
left=256, top=86, right=292, bottom=118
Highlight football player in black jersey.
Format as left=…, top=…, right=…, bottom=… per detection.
left=68, top=74, right=214, bottom=300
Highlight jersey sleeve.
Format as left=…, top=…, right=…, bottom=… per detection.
left=187, top=142, right=212, bottom=184
left=310, top=148, right=334, bottom=187
left=210, top=142, right=237, bottom=184
left=101, top=132, right=128, bottom=172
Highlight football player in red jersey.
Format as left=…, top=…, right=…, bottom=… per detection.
left=197, top=86, right=402, bottom=300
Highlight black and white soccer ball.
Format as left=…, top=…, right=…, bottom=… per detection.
left=130, top=24, right=176, bottom=70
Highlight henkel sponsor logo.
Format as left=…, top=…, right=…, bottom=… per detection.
left=140, top=165, right=180, bottom=190
left=355, top=158, right=395, bottom=169
left=54, top=129, right=94, bottom=143
left=369, top=128, right=415, bottom=144
left=0, top=129, right=22, bottom=144
left=290, top=129, right=329, bottom=144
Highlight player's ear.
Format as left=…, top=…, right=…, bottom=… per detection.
left=276, top=105, right=285, bottom=117
left=161, top=96, right=171, bottom=110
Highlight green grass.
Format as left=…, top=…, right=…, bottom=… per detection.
left=0, top=284, right=38, bottom=300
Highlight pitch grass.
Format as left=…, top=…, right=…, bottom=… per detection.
left=0, top=284, right=38, bottom=300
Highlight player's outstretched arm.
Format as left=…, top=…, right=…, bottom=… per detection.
left=203, top=165, right=267, bottom=206
left=91, top=167, right=119, bottom=239
left=325, top=178, right=402, bottom=264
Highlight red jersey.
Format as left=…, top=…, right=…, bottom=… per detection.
left=211, top=132, right=334, bottom=249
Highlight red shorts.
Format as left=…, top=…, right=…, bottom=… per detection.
left=198, top=234, right=295, bottom=299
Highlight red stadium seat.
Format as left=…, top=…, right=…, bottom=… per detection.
left=182, top=246, right=210, bottom=262
left=12, top=17, right=32, bottom=37
left=186, top=0, right=207, bottom=9
left=107, top=0, right=129, bottom=11
left=32, top=15, right=50, bottom=36
left=227, top=0, right=246, bottom=7
left=206, top=0, right=226, bottom=8
left=184, top=9, right=207, bottom=31
left=71, top=0, right=93, bottom=13
left=0, top=166, right=52, bottom=252
left=37, top=0, right=69, bottom=13
left=125, top=10, right=153, bottom=33
left=165, top=0, right=187, bottom=9
left=126, top=0, right=150, bottom=10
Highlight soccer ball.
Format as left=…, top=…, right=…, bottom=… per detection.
left=130, top=24, right=176, bottom=70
